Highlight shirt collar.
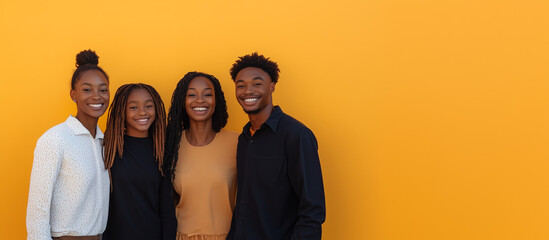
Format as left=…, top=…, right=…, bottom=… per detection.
left=264, top=106, right=283, bottom=132
left=243, top=106, right=284, bottom=134
left=65, top=115, right=104, bottom=139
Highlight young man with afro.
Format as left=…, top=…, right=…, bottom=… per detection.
left=226, top=52, right=326, bottom=240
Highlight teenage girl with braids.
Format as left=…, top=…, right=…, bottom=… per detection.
left=164, top=72, right=238, bottom=240
left=102, top=83, right=176, bottom=240
left=27, top=50, right=110, bottom=240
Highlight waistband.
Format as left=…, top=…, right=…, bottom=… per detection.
left=52, top=234, right=101, bottom=240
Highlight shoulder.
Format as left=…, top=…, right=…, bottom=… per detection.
left=218, top=129, right=240, bottom=143
left=277, top=113, right=319, bottom=151
left=33, top=122, right=74, bottom=159
left=36, top=121, right=72, bottom=146
left=279, top=113, right=314, bottom=136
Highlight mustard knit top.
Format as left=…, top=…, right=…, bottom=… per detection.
left=174, top=129, right=238, bottom=240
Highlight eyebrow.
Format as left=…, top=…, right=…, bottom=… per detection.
left=128, top=99, right=153, bottom=104
left=188, top=87, right=213, bottom=90
left=80, top=83, right=108, bottom=87
left=236, top=76, right=264, bottom=83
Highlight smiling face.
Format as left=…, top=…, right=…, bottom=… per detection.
left=234, top=67, right=275, bottom=115
left=185, top=76, right=216, bottom=125
left=125, top=88, right=156, bottom=138
left=70, top=70, right=110, bottom=121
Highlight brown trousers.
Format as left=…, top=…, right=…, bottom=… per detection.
left=52, top=235, right=101, bottom=240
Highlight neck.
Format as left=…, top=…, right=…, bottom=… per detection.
left=186, top=120, right=216, bottom=146
left=248, top=104, right=274, bottom=131
left=75, top=114, right=99, bottom=138
left=126, top=131, right=149, bottom=138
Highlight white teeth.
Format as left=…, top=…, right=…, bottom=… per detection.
left=193, top=107, right=207, bottom=111
left=89, top=104, right=102, bottom=108
left=137, top=119, right=148, bottom=123
left=244, top=98, right=258, bottom=102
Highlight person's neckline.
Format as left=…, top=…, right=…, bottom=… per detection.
left=183, top=129, right=220, bottom=148
left=125, top=134, right=151, bottom=140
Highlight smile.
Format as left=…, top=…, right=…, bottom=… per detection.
left=88, top=103, right=104, bottom=109
left=136, top=118, right=150, bottom=124
left=192, top=107, right=208, bottom=111
left=242, top=97, right=259, bottom=106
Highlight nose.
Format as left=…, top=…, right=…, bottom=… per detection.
left=196, top=94, right=206, bottom=102
left=92, top=89, right=102, bottom=99
left=243, top=84, right=253, bottom=94
left=137, top=106, right=146, bottom=115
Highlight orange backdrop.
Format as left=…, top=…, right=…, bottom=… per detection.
left=1, top=0, right=548, bottom=239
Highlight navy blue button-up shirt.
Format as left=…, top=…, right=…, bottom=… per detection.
left=227, top=106, right=326, bottom=240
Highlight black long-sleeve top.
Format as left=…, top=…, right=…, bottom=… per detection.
left=103, top=135, right=176, bottom=240
left=227, top=106, right=326, bottom=240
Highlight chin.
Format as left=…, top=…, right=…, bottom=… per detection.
left=88, top=113, right=105, bottom=118
left=243, top=108, right=261, bottom=114
left=92, top=110, right=107, bottom=117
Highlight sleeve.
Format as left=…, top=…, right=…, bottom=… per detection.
left=159, top=175, right=177, bottom=240
left=26, top=133, right=63, bottom=240
left=288, top=128, right=326, bottom=240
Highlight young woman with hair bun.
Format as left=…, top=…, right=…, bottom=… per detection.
left=26, top=49, right=111, bottom=240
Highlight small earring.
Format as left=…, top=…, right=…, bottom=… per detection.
left=73, top=99, right=76, bottom=102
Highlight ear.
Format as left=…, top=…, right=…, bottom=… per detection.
left=270, top=82, right=276, bottom=94
left=70, top=89, right=76, bottom=102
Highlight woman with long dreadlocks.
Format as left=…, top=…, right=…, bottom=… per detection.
left=27, top=49, right=110, bottom=240
left=164, top=72, right=238, bottom=240
left=102, top=83, right=176, bottom=240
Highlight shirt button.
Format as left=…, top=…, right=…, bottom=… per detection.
left=240, top=200, right=245, bottom=204
left=250, top=140, right=253, bottom=143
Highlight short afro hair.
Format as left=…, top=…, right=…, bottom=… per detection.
left=230, top=52, right=280, bottom=83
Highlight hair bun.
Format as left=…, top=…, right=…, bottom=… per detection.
left=75, top=49, right=99, bottom=67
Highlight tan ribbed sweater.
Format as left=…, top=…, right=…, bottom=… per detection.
left=174, top=129, right=238, bottom=240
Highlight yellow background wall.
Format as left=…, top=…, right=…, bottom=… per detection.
left=1, top=0, right=548, bottom=239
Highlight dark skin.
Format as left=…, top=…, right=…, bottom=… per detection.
left=125, top=89, right=155, bottom=138
left=185, top=76, right=217, bottom=146
left=69, top=70, right=110, bottom=138
left=234, top=67, right=276, bottom=131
